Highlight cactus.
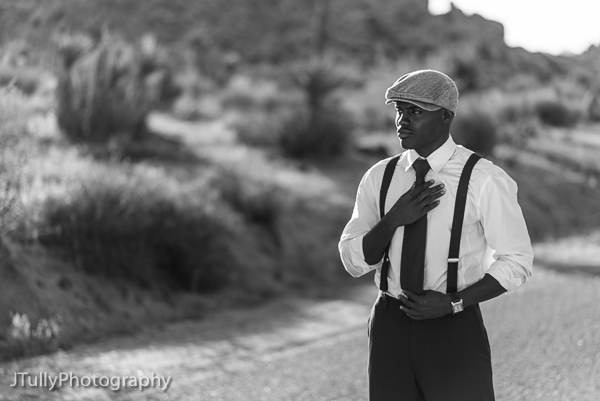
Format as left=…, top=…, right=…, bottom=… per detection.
left=55, top=32, right=172, bottom=142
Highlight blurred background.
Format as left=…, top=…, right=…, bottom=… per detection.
left=0, top=0, right=599, bottom=400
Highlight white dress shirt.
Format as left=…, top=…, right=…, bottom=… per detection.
left=339, top=136, right=533, bottom=296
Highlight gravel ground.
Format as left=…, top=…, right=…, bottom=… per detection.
left=0, top=266, right=599, bottom=401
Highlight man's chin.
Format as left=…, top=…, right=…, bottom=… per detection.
left=399, top=138, right=414, bottom=149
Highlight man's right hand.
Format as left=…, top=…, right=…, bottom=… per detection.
left=362, top=180, right=445, bottom=265
left=383, top=181, right=445, bottom=229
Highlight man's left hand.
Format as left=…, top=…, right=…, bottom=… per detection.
left=398, top=290, right=453, bottom=320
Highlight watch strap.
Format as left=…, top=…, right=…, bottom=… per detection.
left=449, top=293, right=464, bottom=314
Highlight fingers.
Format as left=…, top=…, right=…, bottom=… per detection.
left=413, top=180, right=434, bottom=193
left=415, top=182, right=445, bottom=202
left=398, top=293, right=416, bottom=308
left=400, top=305, right=424, bottom=320
left=410, top=182, right=444, bottom=215
left=390, top=181, right=446, bottom=226
left=422, top=200, right=441, bottom=213
left=401, top=290, right=417, bottom=301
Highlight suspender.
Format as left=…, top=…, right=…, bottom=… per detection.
left=446, top=153, right=481, bottom=293
left=378, top=152, right=482, bottom=294
left=378, top=155, right=401, bottom=293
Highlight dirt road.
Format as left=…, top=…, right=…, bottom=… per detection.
left=1, top=264, right=599, bottom=401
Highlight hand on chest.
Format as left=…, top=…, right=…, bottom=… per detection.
left=384, top=169, right=478, bottom=232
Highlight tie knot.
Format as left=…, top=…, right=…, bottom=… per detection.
left=413, top=159, right=431, bottom=178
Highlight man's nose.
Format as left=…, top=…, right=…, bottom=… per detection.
left=397, top=114, right=409, bottom=127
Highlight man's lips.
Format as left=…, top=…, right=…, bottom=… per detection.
left=397, top=130, right=413, bottom=139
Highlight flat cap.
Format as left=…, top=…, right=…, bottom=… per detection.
left=385, top=69, right=459, bottom=114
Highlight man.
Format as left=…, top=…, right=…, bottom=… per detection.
left=338, top=69, right=533, bottom=401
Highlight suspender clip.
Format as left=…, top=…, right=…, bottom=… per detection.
left=448, top=258, right=459, bottom=263
left=379, top=291, right=389, bottom=311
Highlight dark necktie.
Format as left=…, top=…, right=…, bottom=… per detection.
left=400, top=159, right=431, bottom=294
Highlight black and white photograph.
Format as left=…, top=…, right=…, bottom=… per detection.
left=0, top=0, right=599, bottom=400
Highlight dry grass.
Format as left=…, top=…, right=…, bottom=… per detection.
left=31, top=163, right=235, bottom=292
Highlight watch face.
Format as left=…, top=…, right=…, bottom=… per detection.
left=452, top=301, right=463, bottom=313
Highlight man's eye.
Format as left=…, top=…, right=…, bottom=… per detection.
left=412, top=109, right=421, bottom=114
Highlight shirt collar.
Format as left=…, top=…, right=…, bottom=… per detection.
left=404, top=136, right=457, bottom=174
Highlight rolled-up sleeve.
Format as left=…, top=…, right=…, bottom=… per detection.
left=477, top=166, right=534, bottom=292
left=339, top=166, right=383, bottom=277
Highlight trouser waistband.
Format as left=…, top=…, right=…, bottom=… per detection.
left=378, top=291, right=478, bottom=313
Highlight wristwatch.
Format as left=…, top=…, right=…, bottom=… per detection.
left=449, top=293, right=464, bottom=314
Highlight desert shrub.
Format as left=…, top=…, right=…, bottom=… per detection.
left=229, top=59, right=355, bottom=158
left=185, top=27, right=240, bottom=86
left=230, top=111, right=280, bottom=147
left=586, top=95, right=600, bottom=122
left=287, top=58, right=349, bottom=115
left=272, top=58, right=355, bottom=159
left=499, top=102, right=536, bottom=124
left=276, top=106, right=353, bottom=159
left=451, top=110, right=497, bottom=157
left=35, top=168, right=234, bottom=292
left=534, top=100, right=579, bottom=127
left=55, top=32, right=174, bottom=142
left=214, top=169, right=282, bottom=230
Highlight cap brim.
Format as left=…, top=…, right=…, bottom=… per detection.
left=385, top=98, right=442, bottom=111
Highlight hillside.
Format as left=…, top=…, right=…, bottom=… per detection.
left=0, top=0, right=593, bottom=88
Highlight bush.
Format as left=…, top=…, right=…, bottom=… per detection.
left=534, top=100, right=579, bottom=127
left=228, top=59, right=355, bottom=159
left=230, top=111, right=279, bottom=147
left=35, top=169, right=235, bottom=292
left=276, top=107, right=353, bottom=159
left=287, top=58, right=349, bottom=115
left=587, top=95, right=600, bottom=122
left=500, top=102, right=536, bottom=125
left=231, top=105, right=354, bottom=159
left=270, top=58, right=355, bottom=159
left=55, top=32, right=174, bottom=142
left=451, top=111, right=498, bottom=157
left=214, top=169, right=282, bottom=230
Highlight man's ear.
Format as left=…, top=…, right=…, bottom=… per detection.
left=441, top=109, right=454, bottom=125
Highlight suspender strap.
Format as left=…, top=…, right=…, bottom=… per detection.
left=446, top=153, right=482, bottom=294
left=378, top=155, right=401, bottom=293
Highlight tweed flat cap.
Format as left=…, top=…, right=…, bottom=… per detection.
left=385, top=69, right=459, bottom=114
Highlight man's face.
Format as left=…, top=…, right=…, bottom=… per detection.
left=394, top=101, right=449, bottom=157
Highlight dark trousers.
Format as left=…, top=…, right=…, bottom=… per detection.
left=368, top=295, right=495, bottom=401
